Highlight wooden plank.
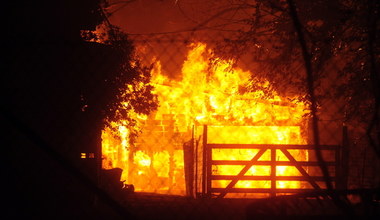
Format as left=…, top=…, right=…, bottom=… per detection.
left=211, top=160, right=336, bottom=166
left=335, top=136, right=341, bottom=190
left=211, top=175, right=336, bottom=181
left=280, top=149, right=321, bottom=190
left=339, top=126, right=349, bottom=190
left=194, top=126, right=198, bottom=198
left=211, top=188, right=326, bottom=194
left=216, top=148, right=267, bottom=199
left=202, top=125, right=207, bottom=197
left=212, top=188, right=272, bottom=194
left=271, top=148, right=276, bottom=197
left=206, top=143, right=212, bottom=197
left=208, top=144, right=339, bottom=150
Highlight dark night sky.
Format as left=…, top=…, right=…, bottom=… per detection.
left=108, top=0, right=195, bottom=34
left=107, top=0, right=248, bottom=34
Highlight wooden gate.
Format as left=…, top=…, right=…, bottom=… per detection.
left=200, top=125, right=348, bottom=198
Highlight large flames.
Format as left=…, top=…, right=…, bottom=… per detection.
left=101, top=42, right=309, bottom=197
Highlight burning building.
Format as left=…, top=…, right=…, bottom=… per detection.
left=100, top=41, right=332, bottom=198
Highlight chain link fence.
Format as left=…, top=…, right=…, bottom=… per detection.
left=3, top=1, right=380, bottom=219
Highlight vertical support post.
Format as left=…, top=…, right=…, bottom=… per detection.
left=195, top=126, right=200, bottom=198
left=336, top=125, right=349, bottom=190
left=271, top=147, right=276, bottom=197
left=202, top=125, right=208, bottom=197
left=193, top=125, right=199, bottom=198
left=183, top=127, right=195, bottom=197
left=341, top=125, right=349, bottom=189
left=335, top=143, right=341, bottom=189
left=206, top=131, right=212, bottom=197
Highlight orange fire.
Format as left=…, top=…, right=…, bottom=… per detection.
left=101, top=42, right=309, bottom=196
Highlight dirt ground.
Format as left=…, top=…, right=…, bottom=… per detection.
left=111, top=192, right=380, bottom=220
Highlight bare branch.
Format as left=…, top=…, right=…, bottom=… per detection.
left=191, top=5, right=253, bottom=31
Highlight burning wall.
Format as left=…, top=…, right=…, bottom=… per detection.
left=102, top=42, right=309, bottom=196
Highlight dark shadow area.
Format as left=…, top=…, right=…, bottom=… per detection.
left=2, top=1, right=132, bottom=218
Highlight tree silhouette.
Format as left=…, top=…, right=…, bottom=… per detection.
left=2, top=0, right=156, bottom=218
left=182, top=0, right=379, bottom=156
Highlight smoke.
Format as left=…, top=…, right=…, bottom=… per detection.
left=107, top=0, right=195, bottom=34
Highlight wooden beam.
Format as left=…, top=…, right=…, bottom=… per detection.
left=207, top=144, right=339, bottom=150
left=339, top=126, right=349, bottom=190
left=280, top=149, right=321, bottom=190
left=216, top=148, right=267, bottom=198
left=212, top=188, right=326, bottom=194
left=206, top=139, right=212, bottom=197
left=202, top=125, right=208, bottom=197
left=211, top=160, right=336, bottom=166
left=211, top=175, right=336, bottom=181
left=271, top=148, right=276, bottom=197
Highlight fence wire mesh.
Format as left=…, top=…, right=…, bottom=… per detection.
left=3, top=0, right=380, bottom=219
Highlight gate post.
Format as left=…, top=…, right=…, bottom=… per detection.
left=202, top=125, right=209, bottom=197
left=271, top=147, right=277, bottom=197
left=340, top=125, right=349, bottom=189
left=336, top=125, right=349, bottom=190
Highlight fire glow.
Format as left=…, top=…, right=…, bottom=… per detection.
left=101, top=42, right=309, bottom=197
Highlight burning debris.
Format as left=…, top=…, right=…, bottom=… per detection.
left=101, top=42, right=309, bottom=197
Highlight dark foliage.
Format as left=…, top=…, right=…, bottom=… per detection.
left=1, top=0, right=156, bottom=218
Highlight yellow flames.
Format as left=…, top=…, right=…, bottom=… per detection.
left=101, top=42, right=308, bottom=196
